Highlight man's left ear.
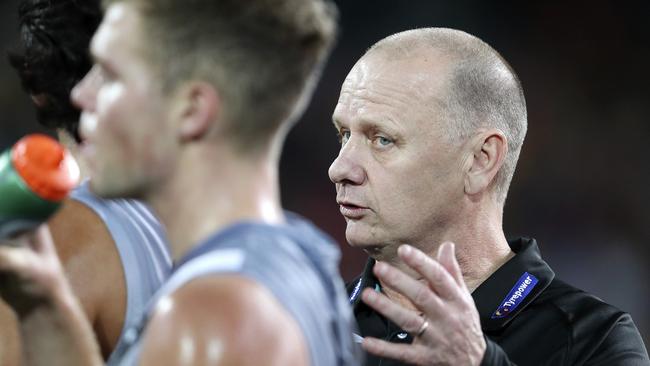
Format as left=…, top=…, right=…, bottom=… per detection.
left=173, top=82, right=220, bottom=142
left=464, top=129, right=508, bottom=196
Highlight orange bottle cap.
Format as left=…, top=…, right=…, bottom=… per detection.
left=11, top=134, right=80, bottom=201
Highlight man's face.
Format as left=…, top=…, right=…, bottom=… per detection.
left=72, top=3, right=176, bottom=199
left=328, top=54, right=467, bottom=255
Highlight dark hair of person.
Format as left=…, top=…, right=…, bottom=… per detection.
left=8, top=0, right=102, bottom=142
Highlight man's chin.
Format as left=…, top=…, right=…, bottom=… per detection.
left=346, top=234, right=384, bottom=254
left=87, top=178, right=141, bottom=200
left=346, top=230, right=402, bottom=260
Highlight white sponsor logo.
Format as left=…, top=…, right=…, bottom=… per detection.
left=503, top=275, right=532, bottom=308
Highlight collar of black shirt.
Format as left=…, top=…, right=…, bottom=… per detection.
left=346, top=237, right=555, bottom=333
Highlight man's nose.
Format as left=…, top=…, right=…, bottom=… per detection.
left=328, top=140, right=366, bottom=186
left=70, top=65, right=100, bottom=112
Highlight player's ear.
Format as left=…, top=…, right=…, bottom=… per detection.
left=172, top=81, right=221, bottom=142
left=464, top=129, right=507, bottom=197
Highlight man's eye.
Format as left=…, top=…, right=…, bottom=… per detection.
left=100, top=69, right=115, bottom=82
left=338, top=130, right=351, bottom=145
left=375, top=136, right=392, bottom=146
left=95, top=64, right=117, bottom=83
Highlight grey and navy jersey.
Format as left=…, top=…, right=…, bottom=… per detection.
left=118, top=213, right=361, bottom=366
left=69, top=182, right=172, bottom=365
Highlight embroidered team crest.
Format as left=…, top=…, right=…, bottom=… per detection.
left=491, top=272, right=538, bottom=319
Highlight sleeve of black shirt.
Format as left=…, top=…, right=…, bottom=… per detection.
left=480, top=337, right=518, bottom=366
left=582, top=313, right=650, bottom=366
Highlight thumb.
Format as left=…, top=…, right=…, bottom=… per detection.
left=0, top=246, right=32, bottom=273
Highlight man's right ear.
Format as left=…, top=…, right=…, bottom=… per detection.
left=174, top=82, right=221, bottom=142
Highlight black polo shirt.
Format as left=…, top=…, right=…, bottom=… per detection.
left=347, top=238, right=649, bottom=365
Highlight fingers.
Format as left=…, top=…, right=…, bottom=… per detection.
left=362, top=336, right=423, bottom=365
left=372, top=262, right=445, bottom=318
left=31, top=225, right=56, bottom=255
left=397, top=244, right=462, bottom=300
left=0, top=225, right=55, bottom=274
left=361, top=288, right=433, bottom=336
left=436, top=242, right=465, bottom=289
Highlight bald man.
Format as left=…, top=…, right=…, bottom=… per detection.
left=330, top=28, right=649, bottom=365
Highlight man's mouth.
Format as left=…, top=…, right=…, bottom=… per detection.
left=338, top=202, right=369, bottom=219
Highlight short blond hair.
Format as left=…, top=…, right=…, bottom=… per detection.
left=106, top=0, right=338, bottom=153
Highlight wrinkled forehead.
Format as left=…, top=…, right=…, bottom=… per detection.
left=336, top=52, right=452, bottom=123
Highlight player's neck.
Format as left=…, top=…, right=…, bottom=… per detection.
left=149, top=144, right=285, bottom=263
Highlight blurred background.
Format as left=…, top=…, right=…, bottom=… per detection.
left=1, top=0, right=648, bottom=343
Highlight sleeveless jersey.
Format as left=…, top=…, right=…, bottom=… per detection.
left=69, top=182, right=172, bottom=365
left=116, top=213, right=361, bottom=365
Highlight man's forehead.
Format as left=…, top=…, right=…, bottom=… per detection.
left=105, top=2, right=130, bottom=23
left=335, top=53, right=450, bottom=132
left=91, top=3, right=138, bottom=59
left=339, top=55, right=448, bottom=110
left=347, top=53, right=450, bottom=95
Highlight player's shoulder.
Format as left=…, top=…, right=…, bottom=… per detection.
left=48, top=198, right=113, bottom=259
left=157, top=275, right=279, bottom=318
left=139, top=275, right=309, bottom=366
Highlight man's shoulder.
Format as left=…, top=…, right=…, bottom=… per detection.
left=528, top=278, right=648, bottom=364
left=139, top=275, right=309, bottom=365
left=535, top=278, right=624, bottom=320
left=155, top=275, right=293, bottom=321
left=167, top=224, right=358, bottom=366
left=530, top=278, right=630, bottom=339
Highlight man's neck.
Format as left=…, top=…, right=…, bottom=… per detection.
left=148, top=145, right=284, bottom=262
left=375, top=204, right=513, bottom=306
left=454, top=232, right=514, bottom=292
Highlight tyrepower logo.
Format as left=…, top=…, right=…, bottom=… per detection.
left=491, top=272, right=538, bottom=319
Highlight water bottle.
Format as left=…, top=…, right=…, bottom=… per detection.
left=0, top=134, right=80, bottom=240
